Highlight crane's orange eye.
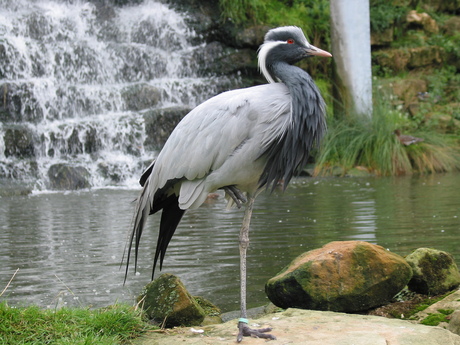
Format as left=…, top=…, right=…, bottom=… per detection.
left=287, top=39, right=295, bottom=44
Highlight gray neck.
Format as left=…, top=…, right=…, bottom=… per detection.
left=258, top=62, right=327, bottom=190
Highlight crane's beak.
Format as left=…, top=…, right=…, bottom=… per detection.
left=305, top=45, right=332, bottom=58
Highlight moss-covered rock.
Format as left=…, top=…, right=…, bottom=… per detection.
left=373, top=46, right=445, bottom=73
left=406, top=248, right=460, bottom=295
left=391, top=78, right=427, bottom=106
left=406, top=11, right=439, bottom=34
left=407, top=46, right=445, bottom=68
left=265, top=241, right=412, bottom=312
left=138, top=273, right=206, bottom=328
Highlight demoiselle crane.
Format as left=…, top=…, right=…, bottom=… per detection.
left=125, top=26, right=331, bottom=342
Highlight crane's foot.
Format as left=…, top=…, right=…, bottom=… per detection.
left=237, top=319, right=276, bottom=342
left=223, top=185, right=247, bottom=209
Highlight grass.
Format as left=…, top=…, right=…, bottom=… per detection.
left=314, top=94, right=460, bottom=176
left=0, top=302, right=150, bottom=344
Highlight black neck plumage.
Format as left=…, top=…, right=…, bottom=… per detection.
left=258, top=62, right=326, bottom=191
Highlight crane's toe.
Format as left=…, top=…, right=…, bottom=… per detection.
left=237, top=321, right=276, bottom=342
left=223, top=185, right=248, bottom=209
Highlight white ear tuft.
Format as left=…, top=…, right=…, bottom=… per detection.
left=258, top=41, right=283, bottom=84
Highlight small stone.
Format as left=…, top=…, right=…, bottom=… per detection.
left=406, top=248, right=460, bottom=295
left=142, top=106, right=191, bottom=149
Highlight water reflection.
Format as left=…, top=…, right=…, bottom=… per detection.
left=1, top=174, right=459, bottom=312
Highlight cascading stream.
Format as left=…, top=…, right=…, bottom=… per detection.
left=0, top=0, right=236, bottom=190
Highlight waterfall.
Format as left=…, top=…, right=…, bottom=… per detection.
left=0, top=0, right=237, bottom=190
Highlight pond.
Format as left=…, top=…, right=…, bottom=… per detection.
left=1, top=173, right=459, bottom=312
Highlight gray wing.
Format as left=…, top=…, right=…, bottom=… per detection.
left=126, top=82, right=291, bottom=279
left=147, top=82, right=291, bottom=208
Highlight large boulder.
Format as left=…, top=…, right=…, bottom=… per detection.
left=138, top=273, right=206, bottom=328
left=265, top=241, right=412, bottom=312
left=406, top=248, right=460, bottom=295
left=121, top=83, right=161, bottom=111
left=47, top=164, right=90, bottom=190
left=143, top=106, right=190, bottom=149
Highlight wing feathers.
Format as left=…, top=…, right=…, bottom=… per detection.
left=153, top=194, right=185, bottom=278
left=126, top=83, right=292, bottom=281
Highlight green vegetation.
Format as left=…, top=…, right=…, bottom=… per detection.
left=219, top=0, right=460, bottom=176
left=314, top=94, right=460, bottom=176
left=220, top=0, right=331, bottom=78
left=0, top=302, right=150, bottom=344
left=420, top=309, right=454, bottom=326
left=369, top=0, right=407, bottom=33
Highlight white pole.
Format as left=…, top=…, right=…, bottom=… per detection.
left=330, top=0, right=373, bottom=116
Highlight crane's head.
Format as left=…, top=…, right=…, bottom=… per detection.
left=258, top=26, right=331, bottom=83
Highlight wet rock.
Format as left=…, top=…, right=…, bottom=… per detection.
left=3, top=125, right=36, bottom=158
left=0, top=160, right=38, bottom=180
left=0, top=83, right=22, bottom=122
left=193, top=41, right=255, bottom=77
left=138, top=273, right=206, bottom=328
left=47, top=164, right=90, bottom=190
left=265, top=241, right=412, bottom=312
left=0, top=82, right=43, bottom=123
left=235, top=25, right=271, bottom=48
left=121, top=83, right=161, bottom=111
left=143, top=106, right=190, bottom=149
left=406, top=248, right=460, bottom=295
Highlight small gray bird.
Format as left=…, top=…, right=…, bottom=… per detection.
left=125, top=26, right=331, bottom=342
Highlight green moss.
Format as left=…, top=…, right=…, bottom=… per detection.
left=405, top=291, right=456, bottom=319
left=194, top=296, right=221, bottom=317
left=420, top=309, right=454, bottom=326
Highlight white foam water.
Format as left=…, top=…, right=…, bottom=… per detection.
left=0, top=0, right=236, bottom=190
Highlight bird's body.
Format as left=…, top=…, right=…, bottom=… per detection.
left=126, top=26, right=331, bottom=342
left=145, top=83, right=291, bottom=210
left=394, top=129, right=424, bottom=146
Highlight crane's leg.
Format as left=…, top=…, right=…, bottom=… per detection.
left=237, top=195, right=276, bottom=342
